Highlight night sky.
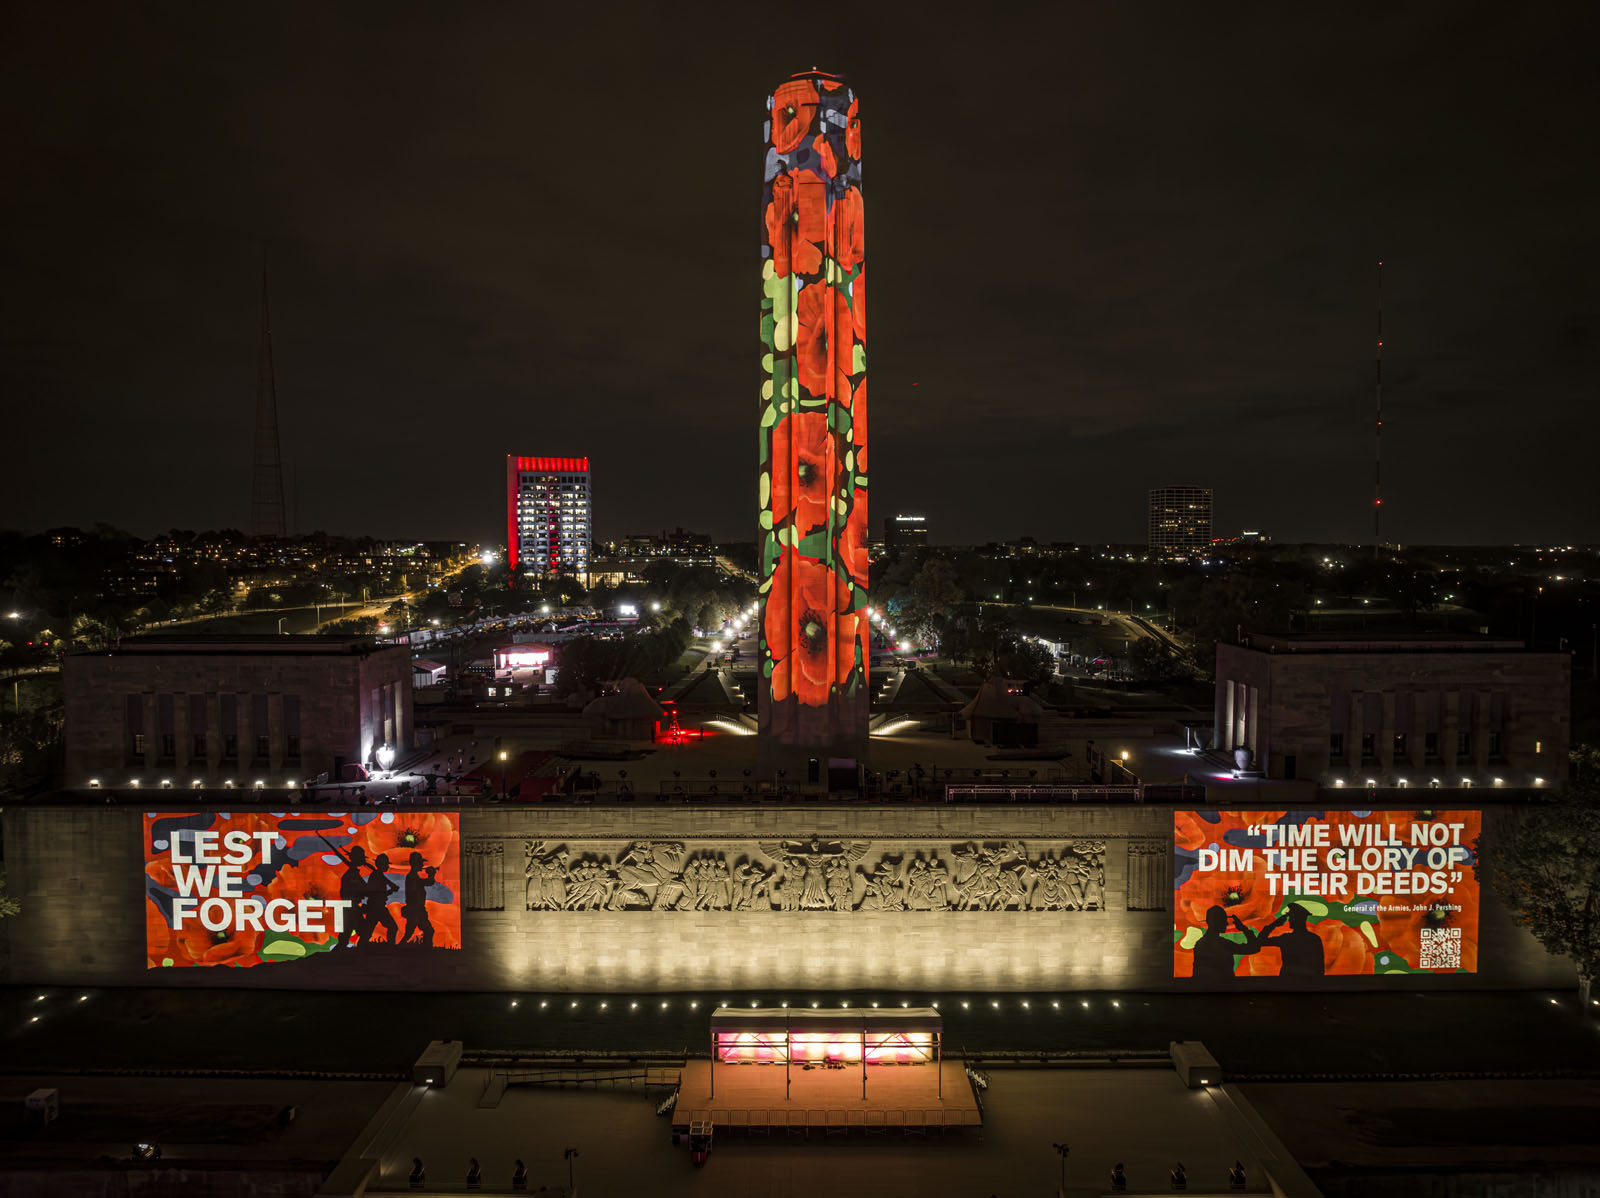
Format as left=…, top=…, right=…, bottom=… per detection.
left=3, top=4, right=1596, bottom=546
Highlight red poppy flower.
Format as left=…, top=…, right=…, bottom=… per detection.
left=765, top=172, right=823, bottom=278
left=767, top=548, right=853, bottom=706
left=351, top=813, right=458, bottom=901
left=771, top=80, right=819, bottom=153
left=793, top=558, right=844, bottom=706
left=831, top=186, right=864, bottom=273
left=795, top=283, right=831, bottom=400
left=176, top=918, right=263, bottom=968
left=267, top=850, right=350, bottom=947
left=850, top=380, right=867, bottom=464
left=351, top=813, right=455, bottom=866
left=765, top=553, right=794, bottom=669
left=1174, top=811, right=1217, bottom=852
left=769, top=410, right=835, bottom=535
left=832, top=284, right=855, bottom=405
left=835, top=610, right=861, bottom=685
left=850, top=269, right=866, bottom=343
left=1175, top=862, right=1283, bottom=933
left=845, top=98, right=861, bottom=160
left=840, top=497, right=870, bottom=591
left=1235, top=919, right=1373, bottom=977
left=812, top=133, right=837, bottom=178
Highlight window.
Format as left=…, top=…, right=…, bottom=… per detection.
left=1488, top=731, right=1503, bottom=757
left=161, top=732, right=176, bottom=759
left=1393, top=733, right=1407, bottom=758
left=193, top=733, right=207, bottom=756
left=1456, top=731, right=1471, bottom=756
left=1361, top=732, right=1376, bottom=760
left=285, top=733, right=300, bottom=759
left=224, top=733, right=238, bottom=758
left=1329, top=732, right=1344, bottom=759
left=132, top=732, right=147, bottom=755
left=1425, top=732, right=1439, bottom=757
left=254, top=734, right=270, bottom=758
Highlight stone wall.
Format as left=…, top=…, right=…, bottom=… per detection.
left=62, top=643, right=413, bottom=788
left=0, top=803, right=1571, bottom=993
left=1214, top=644, right=1571, bottom=786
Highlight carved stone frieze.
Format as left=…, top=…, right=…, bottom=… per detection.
left=516, top=835, right=1114, bottom=913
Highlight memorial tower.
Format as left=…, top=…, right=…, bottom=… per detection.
left=757, top=70, right=869, bottom=775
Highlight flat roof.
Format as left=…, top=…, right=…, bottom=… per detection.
left=72, top=634, right=394, bottom=657
left=710, top=1007, right=942, bottom=1034
left=1240, top=631, right=1532, bottom=654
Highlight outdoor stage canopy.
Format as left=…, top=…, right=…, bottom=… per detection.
left=708, top=1007, right=944, bottom=1100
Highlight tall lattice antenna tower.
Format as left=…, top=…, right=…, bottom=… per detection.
left=1373, top=260, right=1383, bottom=557
left=252, top=262, right=287, bottom=537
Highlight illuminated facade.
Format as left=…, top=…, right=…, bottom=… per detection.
left=1148, top=486, right=1213, bottom=553
left=758, top=70, right=868, bottom=770
left=506, top=456, right=591, bottom=578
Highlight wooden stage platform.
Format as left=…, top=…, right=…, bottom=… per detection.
left=673, top=1060, right=981, bottom=1138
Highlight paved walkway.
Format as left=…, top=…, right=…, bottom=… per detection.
left=4, top=986, right=1596, bottom=1080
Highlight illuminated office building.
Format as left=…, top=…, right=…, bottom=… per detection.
left=757, top=69, right=869, bottom=773
left=882, top=513, right=928, bottom=554
left=1147, top=486, right=1212, bottom=553
left=506, top=455, right=591, bottom=578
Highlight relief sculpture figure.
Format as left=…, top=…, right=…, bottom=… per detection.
left=758, top=839, right=870, bottom=911
left=903, top=855, right=952, bottom=911
left=564, top=859, right=615, bottom=910
left=730, top=861, right=772, bottom=911
left=524, top=841, right=571, bottom=911
left=952, top=841, right=1027, bottom=910
left=857, top=858, right=906, bottom=911
left=609, top=841, right=688, bottom=910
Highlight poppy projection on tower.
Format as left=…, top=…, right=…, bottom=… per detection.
left=757, top=70, right=869, bottom=772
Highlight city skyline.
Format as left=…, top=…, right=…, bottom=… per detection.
left=2, top=6, right=1598, bottom=546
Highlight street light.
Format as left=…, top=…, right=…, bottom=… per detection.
left=1052, top=1141, right=1070, bottom=1192
left=563, top=1148, right=579, bottom=1192
left=499, top=749, right=508, bottom=798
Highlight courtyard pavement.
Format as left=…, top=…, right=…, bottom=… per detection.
left=4, top=985, right=1597, bottom=1081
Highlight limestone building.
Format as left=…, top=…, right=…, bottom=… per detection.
left=1214, top=633, right=1570, bottom=787
left=63, top=636, right=413, bottom=788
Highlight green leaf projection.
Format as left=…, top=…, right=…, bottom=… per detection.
left=758, top=72, right=869, bottom=759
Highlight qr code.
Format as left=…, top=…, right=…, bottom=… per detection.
left=1420, top=926, right=1462, bottom=969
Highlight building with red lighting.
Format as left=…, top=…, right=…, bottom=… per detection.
left=505, top=455, right=591, bottom=580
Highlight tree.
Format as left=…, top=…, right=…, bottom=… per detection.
left=1482, top=748, right=1600, bottom=1004
left=1128, top=637, right=1188, bottom=683
left=888, top=558, right=964, bottom=651
left=995, top=639, right=1055, bottom=685
left=0, top=868, right=19, bottom=919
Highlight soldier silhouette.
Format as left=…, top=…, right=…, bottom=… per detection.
left=1244, top=902, right=1326, bottom=977
left=335, top=845, right=370, bottom=949
left=401, top=851, right=438, bottom=946
left=1189, top=904, right=1261, bottom=981
left=359, top=852, right=401, bottom=945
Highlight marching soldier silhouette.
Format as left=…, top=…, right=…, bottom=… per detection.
left=401, top=851, right=439, bottom=946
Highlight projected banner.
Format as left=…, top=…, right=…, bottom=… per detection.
left=1174, top=810, right=1480, bottom=979
left=757, top=70, right=869, bottom=755
left=143, top=811, right=460, bottom=969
